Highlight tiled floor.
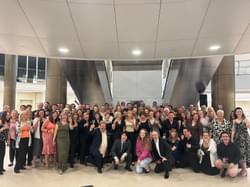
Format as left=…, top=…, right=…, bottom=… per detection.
left=1, top=151, right=249, bottom=187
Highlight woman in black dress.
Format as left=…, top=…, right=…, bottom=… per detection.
left=198, top=132, right=219, bottom=175
left=0, top=112, right=9, bottom=175
left=112, top=111, right=125, bottom=140
left=137, top=112, right=150, bottom=133
left=68, top=113, right=78, bottom=168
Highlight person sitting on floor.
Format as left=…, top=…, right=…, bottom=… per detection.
left=215, top=131, right=241, bottom=178
left=111, top=132, right=132, bottom=171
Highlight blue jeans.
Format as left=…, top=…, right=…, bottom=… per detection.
left=136, top=158, right=152, bottom=173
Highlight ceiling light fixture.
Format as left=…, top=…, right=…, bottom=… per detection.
left=132, top=49, right=142, bottom=56
left=209, top=45, right=221, bottom=51
left=58, top=47, right=69, bottom=54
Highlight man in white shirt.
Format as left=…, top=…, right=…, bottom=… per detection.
left=151, top=130, right=173, bottom=179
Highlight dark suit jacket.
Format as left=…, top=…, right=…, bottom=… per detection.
left=89, top=128, right=109, bottom=157
left=111, top=139, right=131, bottom=158
left=179, top=136, right=199, bottom=154
left=162, top=119, right=180, bottom=138
left=78, top=119, right=90, bottom=139
left=151, top=138, right=173, bottom=162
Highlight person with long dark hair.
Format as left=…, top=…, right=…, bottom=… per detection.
left=187, top=113, right=203, bottom=141
left=232, top=107, right=250, bottom=177
left=68, top=113, right=79, bottom=168
left=41, top=111, right=58, bottom=168
left=136, top=129, right=152, bottom=174
left=32, top=109, right=46, bottom=167
left=0, top=112, right=9, bottom=175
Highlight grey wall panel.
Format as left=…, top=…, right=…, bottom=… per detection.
left=112, top=70, right=162, bottom=105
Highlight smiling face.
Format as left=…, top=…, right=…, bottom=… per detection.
left=202, top=132, right=210, bottom=143
left=139, top=129, right=146, bottom=139
left=221, top=133, right=230, bottom=145
left=216, top=110, right=224, bottom=120
left=151, top=131, right=159, bottom=141
left=235, top=109, right=243, bottom=118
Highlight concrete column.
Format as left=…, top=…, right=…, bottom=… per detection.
left=212, top=56, right=235, bottom=119
left=3, top=55, right=17, bottom=110
left=45, top=59, right=67, bottom=104
left=62, top=61, right=105, bottom=105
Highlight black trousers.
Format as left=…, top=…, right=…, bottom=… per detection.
left=69, top=134, right=78, bottom=164
left=79, top=137, right=88, bottom=163
left=180, top=152, right=200, bottom=172
left=27, top=144, right=33, bottom=165
left=0, top=141, right=6, bottom=171
left=87, top=153, right=104, bottom=170
left=126, top=132, right=136, bottom=161
left=114, top=153, right=132, bottom=168
left=9, top=139, right=16, bottom=163
left=154, top=160, right=171, bottom=174
left=15, top=138, right=29, bottom=170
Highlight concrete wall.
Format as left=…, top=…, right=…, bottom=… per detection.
left=112, top=70, right=162, bottom=105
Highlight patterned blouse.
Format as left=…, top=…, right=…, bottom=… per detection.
left=210, top=119, right=232, bottom=144
left=0, top=124, right=8, bottom=142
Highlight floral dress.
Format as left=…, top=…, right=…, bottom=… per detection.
left=210, top=119, right=232, bottom=144
left=233, top=120, right=250, bottom=166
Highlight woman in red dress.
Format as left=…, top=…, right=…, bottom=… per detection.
left=41, top=111, right=58, bottom=168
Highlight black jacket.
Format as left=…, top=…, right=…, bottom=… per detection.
left=162, top=119, right=180, bottom=138
left=89, top=128, right=109, bottom=157
left=179, top=136, right=199, bottom=153
left=151, top=138, right=173, bottom=162
left=111, top=139, right=131, bottom=158
left=217, top=142, right=241, bottom=164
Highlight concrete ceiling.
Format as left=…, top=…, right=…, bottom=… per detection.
left=1, top=0, right=250, bottom=60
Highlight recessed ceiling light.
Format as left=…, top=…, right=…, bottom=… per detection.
left=209, top=45, right=221, bottom=51
left=58, top=47, right=69, bottom=54
left=132, top=49, right=142, bottom=56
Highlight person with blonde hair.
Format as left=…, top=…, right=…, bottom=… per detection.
left=53, top=112, right=70, bottom=175
left=14, top=111, right=32, bottom=173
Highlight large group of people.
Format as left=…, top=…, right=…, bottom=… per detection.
left=0, top=101, right=249, bottom=179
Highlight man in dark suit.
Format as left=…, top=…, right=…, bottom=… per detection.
left=179, top=127, right=200, bottom=173
left=151, top=130, right=174, bottom=179
left=111, top=132, right=132, bottom=171
left=162, top=112, right=180, bottom=138
left=78, top=112, right=90, bottom=165
left=87, top=121, right=109, bottom=173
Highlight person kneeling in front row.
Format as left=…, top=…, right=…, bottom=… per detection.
left=151, top=130, right=174, bottom=179
left=215, top=131, right=240, bottom=178
left=111, top=132, right=132, bottom=171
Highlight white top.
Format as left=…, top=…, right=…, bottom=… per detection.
left=99, top=131, right=108, bottom=157
left=33, top=118, right=41, bottom=139
left=154, top=139, right=163, bottom=159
